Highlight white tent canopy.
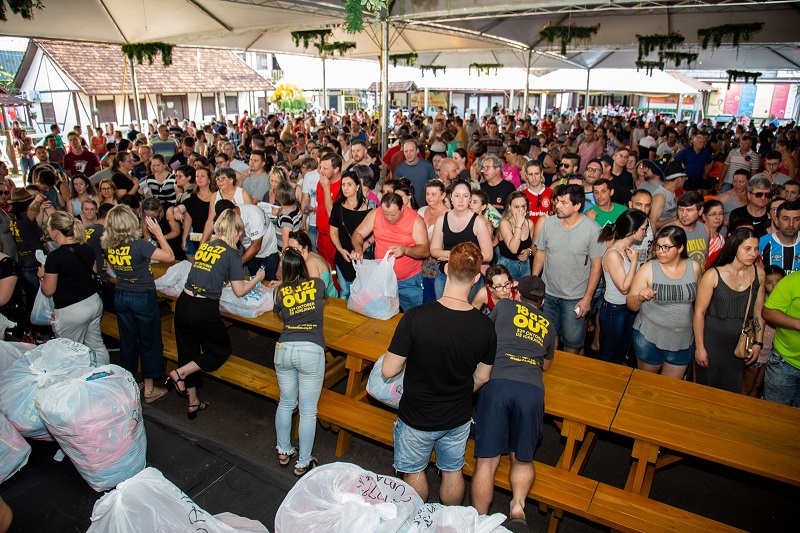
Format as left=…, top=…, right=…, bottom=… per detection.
left=530, top=69, right=713, bottom=95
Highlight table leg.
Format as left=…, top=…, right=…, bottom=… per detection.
left=624, top=440, right=659, bottom=496
left=335, top=356, right=369, bottom=457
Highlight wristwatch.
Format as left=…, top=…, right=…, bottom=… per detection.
left=752, top=341, right=764, bottom=347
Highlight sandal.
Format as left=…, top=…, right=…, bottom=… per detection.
left=278, top=449, right=298, bottom=467
left=187, top=401, right=210, bottom=420
left=167, top=370, right=188, bottom=396
left=294, top=458, right=318, bottom=478
left=144, top=386, right=168, bottom=404
left=501, top=518, right=528, bottom=533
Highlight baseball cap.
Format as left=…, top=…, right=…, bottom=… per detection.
left=516, top=275, right=546, bottom=301
left=530, top=138, right=540, bottom=147
left=429, top=141, right=447, bottom=153
left=516, top=129, right=529, bottom=139
left=214, top=199, right=236, bottom=221
left=663, top=160, right=687, bottom=181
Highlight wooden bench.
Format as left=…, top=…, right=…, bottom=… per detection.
left=588, top=483, right=746, bottom=533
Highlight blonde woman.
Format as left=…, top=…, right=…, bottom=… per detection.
left=38, top=211, right=109, bottom=363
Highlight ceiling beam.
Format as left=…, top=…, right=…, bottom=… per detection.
left=95, top=0, right=128, bottom=42
left=187, top=0, right=234, bottom=32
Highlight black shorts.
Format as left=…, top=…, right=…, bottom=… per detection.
left=474, top=379, right=544, bottom=462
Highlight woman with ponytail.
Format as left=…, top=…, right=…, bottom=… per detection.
left=38, top=211, right=109, bottom=363
left=596, top=209, right=649, bottom=364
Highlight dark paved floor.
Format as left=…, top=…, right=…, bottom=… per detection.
left=2, top=321, right=798, bottom=532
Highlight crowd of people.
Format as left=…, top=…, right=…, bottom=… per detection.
left=4, top=105, right=800, bottom=526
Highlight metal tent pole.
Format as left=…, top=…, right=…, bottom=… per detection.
left=522, top=49, right=532, bottom=115
left=380, top=16, right=390, bottom=153
left=129, top=58, right=142, bottom=128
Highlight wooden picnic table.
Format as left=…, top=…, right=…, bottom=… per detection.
left=330, top=315, right=633, bottom=468
left=611, top=369, right=800, bottom=496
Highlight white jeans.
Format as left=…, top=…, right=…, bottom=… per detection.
left=53, top=293, right=109, bottom=364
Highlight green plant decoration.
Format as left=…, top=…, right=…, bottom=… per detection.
left=539, top=24, right=599, bottom=55
left=698, top=23, right=764, bottom=50
left=659, top=51, right=698, bottom=68
left=344, top=0, right=390, bottom=33
left=636, top=32, right=685, bottom=61
left=0, top=0, right=44, bottom=21
left=635, top=60, right=665, bottom=76
left=290, top=29, right=333, bottom=50
left=469, top=63, right=503, bottom=76
left=390, top=53, right=418, bottom=67
left=121, top=42, right=174, bottom=67
left=726, top=69, right=762, bottom=89
left=420, top=64, right=446, bottom=77
left=317, top=41, right=357, bottom=57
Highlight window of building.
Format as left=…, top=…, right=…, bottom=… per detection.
left=40, top=102, right=56, bottom=124
left=201, top=95, right=216, bottom=117
left=97, top=99, right=116, bottom=124
left=225, top=95, right=238, bottom=115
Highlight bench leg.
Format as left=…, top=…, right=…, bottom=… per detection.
left=556, top=420, right=587, bottom=472
left=546, top=508, right=564, bottom=533
left=624, top=440, right=659, bottom=496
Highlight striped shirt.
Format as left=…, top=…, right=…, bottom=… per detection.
left=759, top=233, right=800, bottom=273
left=143, top=174, right=177, bottom=206
left=723, top=148, right=759, bottom=184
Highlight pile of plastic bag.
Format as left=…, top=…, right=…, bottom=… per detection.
left=36, top=364, right=146, bottom=492
left=0, top=339, right=100, bottom=440
left=88, top=467, right=269, bottom=532
left=154, top=260, right=192, bottom=297
left=408, top=503, right=508, bottom=533
left=0, top=341, right=33, bottom=374
left=220, top=284, right=274, bottom=318
left=348, top=252, right=400, bottom=320
left=366, top=355, right=404, bottom=409
left=0, top=410, right=30, bottom=484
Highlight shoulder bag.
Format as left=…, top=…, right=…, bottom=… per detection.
left=733, top=266, right=756, bottom=360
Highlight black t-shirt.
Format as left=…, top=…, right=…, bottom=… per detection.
left=0, top=256, right=27, bottom=336
left=84, top=224, right=107, bottom=281
left=729, top=206, right=771, bottom=237
left=183, top=193, right=210, bottom=234
left=185, top=239, right=244, bottom=300
left=328, top=202, right=371, bottom=282
left=388, top=302, right=496, bottom=431
left=44, top=243, right=97, bottom=309
left=273, top=277, right=328, bottom=348
left=112, top=171, right=135, bottom=194
left=610, top=170, right=634, bottom=205
left=10, top=215, right=43, bottom=257
left=480, top=180, right=516, bottom=213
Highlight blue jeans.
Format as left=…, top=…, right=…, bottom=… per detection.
left=433, top=269, right=484, bottom=302
left=184, top=239, right=198, bottom=258
left=764, top=348, right=800, bottom=407
left=397, top=271, right=423, bottom=312
left=115, top=289, right=165, bottom=379
left=20, top=157, right=33, bottom=183
left=719, top=182, right=733, bottom=193
left=307, top=225, right=318, bottom=253
left=422, top=277, right=436, bottom=304
left=596, top=300, right=635, bottom=364
left=336, top=265, right=352, bottom=301
left=274, top=340, right=325, bottom=468
left=393, top=418, right=471, bottom=473
left=542, top=294, right=585, bottom=350
left=496, top=254, right=531, bottom=281
left=245, top=252, right=279, bottom=280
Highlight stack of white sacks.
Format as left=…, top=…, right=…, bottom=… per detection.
left=0, top=339, right=146, bottom=491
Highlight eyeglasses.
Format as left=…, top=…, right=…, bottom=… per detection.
left=0, top=190, right=9, bottom=196
left=586, top=168, right=602, bottom=173
left=655, top=244, right=677, bottom=252
left=100, top=187, right=112, bottom=191
left=491, top=281, right=513, bottom=291
left=751, top=191, right=772, bottom=199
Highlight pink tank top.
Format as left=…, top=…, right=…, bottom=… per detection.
left=374, top=205, right=422, bottom=281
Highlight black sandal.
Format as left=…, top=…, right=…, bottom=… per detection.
left=293, top=458, right=318, bottom=477
left=187, top=401, right=209, bottom=420
left=167, top=370, right=188, bottom=399
left=278, top=449, right=298, bottom=467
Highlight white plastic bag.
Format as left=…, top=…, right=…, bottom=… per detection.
left=0, top=338, right=100, bottom=440
left=409, top=503, right=508, bottom=533
left=88, top=467, right=270, bottom=532
left=31, top=288, right=54, bottom=326
left=0, top=313, right=15, bottom=339
left=36, top=364, right=146, bottom=492
left=348, top=251, right=400, bottom=320
left=220, top=284, right=274, bottom=318
left=154, top=260, right=192, bottom=297
left=0, top=341, right=32, bottom=375
left=0, top=410, right=31, bottom=483
left=367, top=355, right=404, bottom=409
left=275, top=462, right=422, bottom=533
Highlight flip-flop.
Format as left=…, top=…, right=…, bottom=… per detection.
left=144, top=386, right=168, bottom=404
left=278, top=449, right=297, bottom=467
left=294, top=458, right=318, bottom=477
left=501, top=517, right=529, bottom=533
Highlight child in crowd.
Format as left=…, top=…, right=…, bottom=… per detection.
left=742, top=265, right=784, bottom=397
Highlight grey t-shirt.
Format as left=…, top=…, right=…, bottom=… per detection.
left=107, top=238, right=156, bottom=292
left=668, top=222, right=709, bottom=270
left=185, top=239, right=244, bottom=300
left=242, top=172, right=270, bottom=202
left=489, top=299, right=554, bottom=390
left=535, top=215, right=604, bottom=300
left=653, top=185, right=676, bottom=222
left=395, top=159, right=437, bottom=206
left=273, top=277, right=328, bottom=348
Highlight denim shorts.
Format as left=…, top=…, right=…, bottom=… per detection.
left=633, top=329, right=692, bottom=367
left=392, top=418, right=471, bottom=474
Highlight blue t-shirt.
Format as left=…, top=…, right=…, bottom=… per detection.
left=759, top=233, right=800, bottom=274
left=674, top=147, right=713, bottom=181
left=395, top=159, right=437, bottom=206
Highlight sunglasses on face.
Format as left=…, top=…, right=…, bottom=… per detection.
left=751, top=191, right=772, bottom=199
left=0, top=190, right=9, bottom=196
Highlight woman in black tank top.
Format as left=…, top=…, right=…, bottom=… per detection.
left=430, top=180, right=494, bottom=299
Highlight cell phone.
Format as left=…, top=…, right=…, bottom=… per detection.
left=259, top=264, right=267, bottom=271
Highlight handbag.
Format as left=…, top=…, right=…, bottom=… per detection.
left=733, top=267, right=756, bottom=360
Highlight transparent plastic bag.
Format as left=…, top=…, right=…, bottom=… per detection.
left=0, top=341, right=32, bottom=375
left=348, top=251, right=399, bottom=320
left=275, top=462, right=422, bottom=533
left=0, top=410, right=31, bottom=483
left=88, top=467, right=269, bottom=532
left=31, top=288, right=54, bottom=326
left=409, top=503, right=508, bottom=533
left=220, top=284, right=274, bottom=318
left=154, top=260, right=192, bottom=297
left=367, top=355, right=404, bottom=409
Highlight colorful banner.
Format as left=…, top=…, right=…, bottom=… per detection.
left=769, top=84, right=790, bottom=119
left=722, top=83, right=742, bottom=115
left=738, top=84, right=757, bottom=117
left=752, top=84, right=774, bottom=118
left=409, top=91, right=448, bottom=108
left=706, top=84, right=726, bottom=116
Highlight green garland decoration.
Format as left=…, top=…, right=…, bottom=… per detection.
left=390, top=53, right=418, bottom=67
left=636, top=32, right=684, bottom=61
left=469, top=63, right=503, bottom=76
left=726, top=69, right=762, bottom=89
left=317, top=41, right=357, bottom=57
left=344, top=0, right=390, bottom=33
left=0, top=0, right=44, bottom=21
left=698, top=23, right=764, bottom=50
left=290, top=29, right=333, bottom=50
left=635, top=60, right=665, bottom=76
left=539, top=24, right=599, bottom=55
left=121, top=42, right=174, bottom=67
left=420, top=64, right=446, bottom=78
left=659, top=51, right=698, bottom=68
